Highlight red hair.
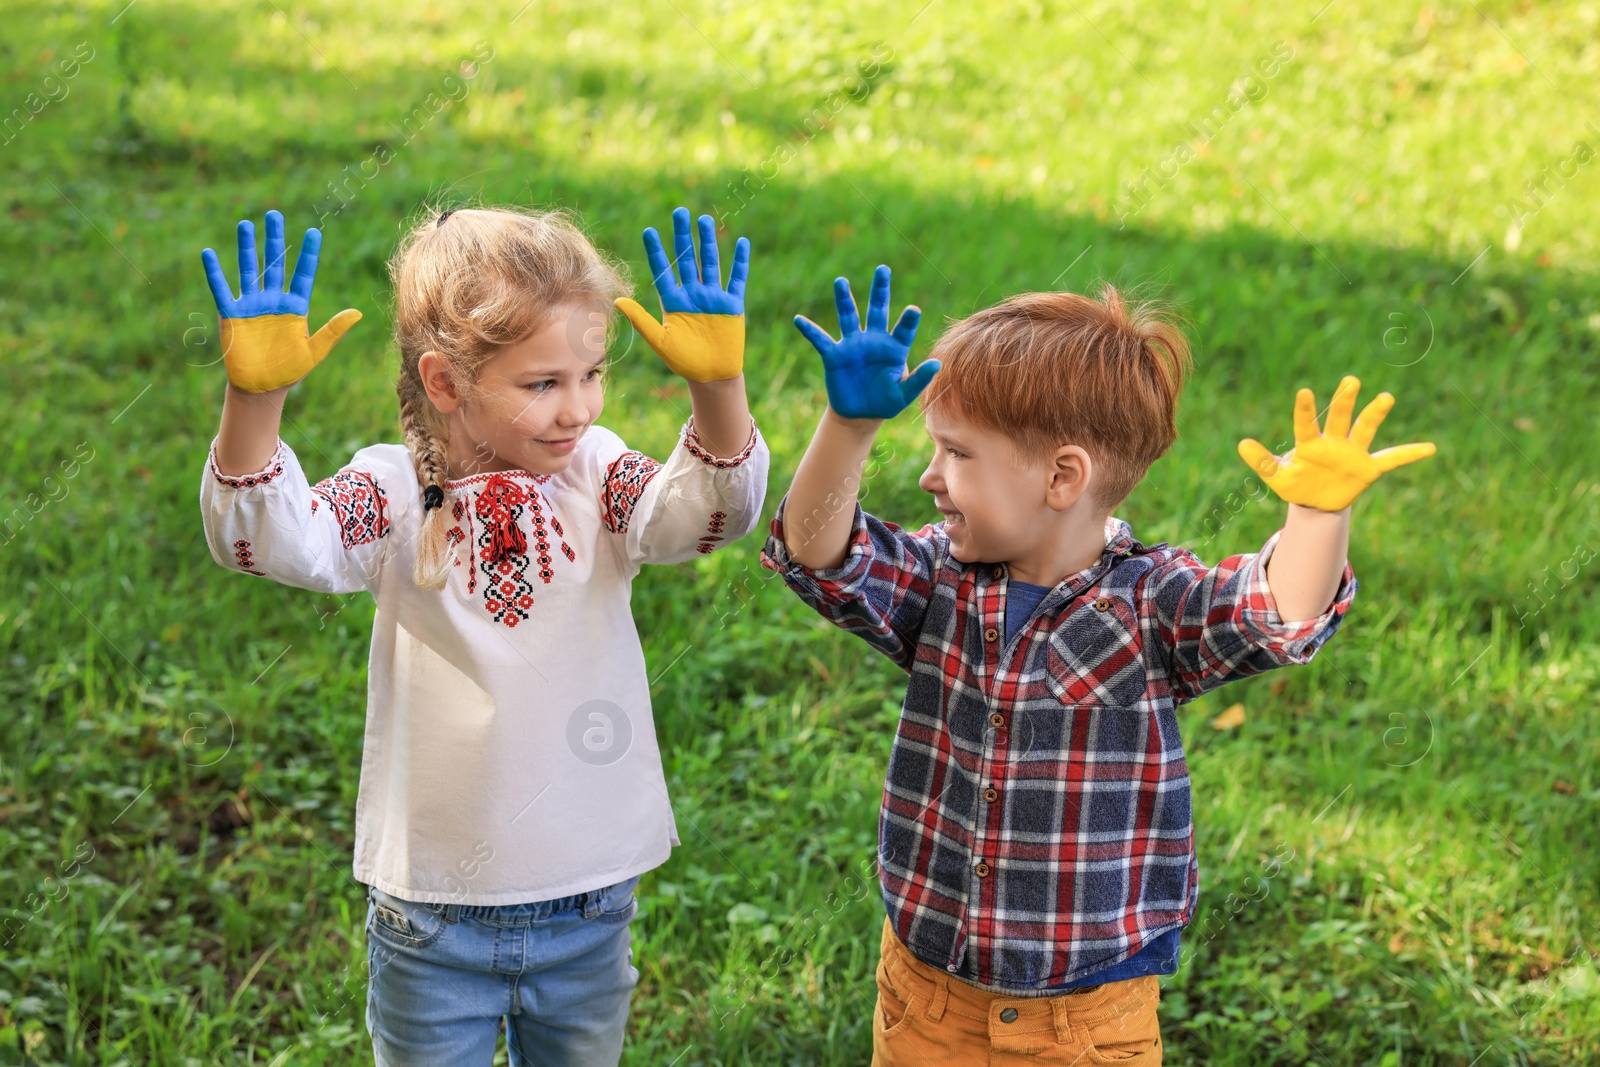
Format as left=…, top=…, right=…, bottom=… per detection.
left=919, top=285, right=1192, bottom=509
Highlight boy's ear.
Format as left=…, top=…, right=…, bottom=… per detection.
left=418, top=351, right=462, bottom=414
left=1044, top=445, right=1095, bottom=512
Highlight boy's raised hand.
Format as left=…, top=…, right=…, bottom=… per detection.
left=200, top=209, right=362, bottom=393
left=615, top=207, right=749, bottom=382
left=1238, top=375, right=1436, bottom=511
left=794, top=265, right=939, bottom=420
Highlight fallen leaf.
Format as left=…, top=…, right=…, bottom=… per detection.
left=1552, top=780, right=1576, bottom=795
left=1211, top=703, right=1246, bottom=730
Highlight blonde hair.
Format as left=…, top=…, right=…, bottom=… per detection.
left=921, top=284, right=1192, bottom=510
left=389, top=204, right=631, bottom=589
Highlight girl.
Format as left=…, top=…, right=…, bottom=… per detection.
left=198, top=204, right=768, bottom=1065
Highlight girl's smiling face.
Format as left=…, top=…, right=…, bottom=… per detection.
left=422, top=303, right=609, bottom=478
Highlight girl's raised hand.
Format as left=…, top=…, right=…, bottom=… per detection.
left=615, top=207, right=749, bottom=383
left=794, top=265, right=939, bottom=420
left=200, top=209, right=362, bottom=393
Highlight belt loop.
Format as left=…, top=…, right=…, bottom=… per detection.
left=923, top=971, right=949, bottom=1023
left=1051, top=995, right=1073, bottom=1044
left=581, top=889, right=599, bottom=919
left=442, top=902, right=460, bottom=924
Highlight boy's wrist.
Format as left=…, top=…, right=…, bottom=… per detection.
left=1285, top=502, right=1352, bottom=523
left=822, top=406, right=885, bottom=438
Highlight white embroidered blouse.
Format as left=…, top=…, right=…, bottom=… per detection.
left=198, top=417, right=768, bottom=905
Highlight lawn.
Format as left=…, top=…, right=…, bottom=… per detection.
left=1, top=0, right=1598, bottom=1063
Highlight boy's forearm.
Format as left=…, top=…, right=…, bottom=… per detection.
left=1264, top=504, right=1350, bottom=622
left=784, top=408, right=883, bottom=570
left=686, top=375, right=752, bottom=458
left=214, top=383, right=289, bottom=475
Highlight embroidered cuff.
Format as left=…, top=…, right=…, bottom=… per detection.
left=208, top=436, right=289, bottom=489
left=682, top=415, right=759, bottom=469
left=600, top=451, right=665, bottom=534
left=1237, top=529, right=1358, bottom=662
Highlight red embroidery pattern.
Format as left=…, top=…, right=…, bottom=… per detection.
left=210, top=444, right=287, bottom=488
left=682, top=416, right=759, bottom=469
left=448, top=498, right=466, bottom=575
left=525, top=489, right=573, bottom=583
left=452, top=497, right=480, bottom=592
left=310, top=470, right=390, bottom=548
left=232, top=539, right=265, bottom=575
left=549, top=511, right=575, bottom=562
left=469, top=475, right=536, bottom=627
left=443, top=471, right=578, bottom=624
left=601, top=452, right=664, bottom=534
left=697, top=510, right=728, bottom=555
left=479, top=551, right=535, bottom=627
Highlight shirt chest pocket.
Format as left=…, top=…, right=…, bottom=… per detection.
left=1038, top=597, right=1149, bottom=708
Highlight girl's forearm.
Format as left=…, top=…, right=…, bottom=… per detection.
left=686, top=375, right=753, bottom=458
left=214, top=383, right=289, bottom=475
left=784, top=408, right=883, bottom=570
left=1264, top=503, right=1351, bottom=622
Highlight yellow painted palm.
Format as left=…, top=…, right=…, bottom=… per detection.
left=614, top=207, right=749, bottom=383
left=200, top=209, right=362, bottom=393
left=1238, top=376, right=1435, bottom=511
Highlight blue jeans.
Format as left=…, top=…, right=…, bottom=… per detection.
left=364, top=876, right=641, bottom=1066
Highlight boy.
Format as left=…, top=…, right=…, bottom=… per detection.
left=759, top=267, right=1434, bottom=1064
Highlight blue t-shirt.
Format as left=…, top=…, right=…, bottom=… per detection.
left=1003, top=578, right=1054, bottom=645
left=1005, top=577, right=1183, bottom=990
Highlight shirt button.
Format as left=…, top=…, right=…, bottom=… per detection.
left=1000, top=1007, right=1019, bottom=1023
left=1094, top=597, right=1112, bottom=612
left=975, top=862, right=990, bottom=877
left=984, top=626, right=999, bottom=642
left=989, top=712, right=1005, bottom=728
left=983, top=787, right=998, bottom=802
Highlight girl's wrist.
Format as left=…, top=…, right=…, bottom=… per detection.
left=684, top=374, right=746, bottom=397
left=225, top=380, right=292, bottom=408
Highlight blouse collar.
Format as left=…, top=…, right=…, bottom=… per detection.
left=445, top=468, right=553, bottom=492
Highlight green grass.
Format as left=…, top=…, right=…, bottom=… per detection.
left=2, top=0, right=1598, bottom=1063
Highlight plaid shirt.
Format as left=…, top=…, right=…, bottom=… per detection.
left=760, top=496, right=1356, bottom=994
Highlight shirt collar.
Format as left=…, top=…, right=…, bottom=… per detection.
left=1102, top=516, right=1139, bottom=557
left=979, top=518, right=1145, bottom=591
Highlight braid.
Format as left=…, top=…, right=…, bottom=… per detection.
left=398, top=372, right=456, bottom=590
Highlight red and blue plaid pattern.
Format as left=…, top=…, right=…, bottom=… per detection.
left=760, top=497, right=1356, bottom=994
